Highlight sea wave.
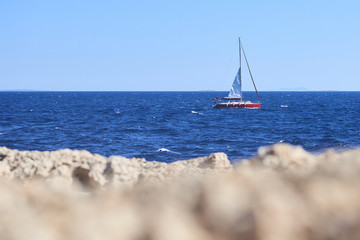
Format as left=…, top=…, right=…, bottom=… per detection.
left=191, top=111, right=203, bottom=115
left=157, top=148, right=180, bottom=155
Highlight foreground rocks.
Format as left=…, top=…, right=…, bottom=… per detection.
left=0, top=147, right=232, bottom=187
left=0, top=144, right=360, bottom=240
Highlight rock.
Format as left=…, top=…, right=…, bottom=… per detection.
left=254, top=143, right=317, bottom=170
left=198, top=152, right=230, bottom=169
left=0, top=144, right=360, bottom=239
left=0, top=147, right=232, bottom=188
left=106, top=156, right=141, bottom=188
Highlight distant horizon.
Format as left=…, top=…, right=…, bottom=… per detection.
left=1, top=89, right=360, bottom=92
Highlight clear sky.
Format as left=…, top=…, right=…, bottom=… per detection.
left=1, top=0, right=359, bottom=91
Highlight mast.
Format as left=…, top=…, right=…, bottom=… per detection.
left=239, top=37, right=242, bottom=101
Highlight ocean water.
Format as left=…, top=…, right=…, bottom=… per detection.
left=0, top=91, right=359, bottom=163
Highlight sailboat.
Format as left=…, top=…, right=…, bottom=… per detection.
left=214, top=38, right=261, bottom=109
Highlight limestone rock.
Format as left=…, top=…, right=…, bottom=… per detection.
left=0, top=147, right=232, bottom=188
left=106, top=156, right=142, bottom=188
left=0, top=144, right=360, bottom=240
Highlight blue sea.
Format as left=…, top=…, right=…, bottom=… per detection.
left=0, top=91, right=359, bottom=163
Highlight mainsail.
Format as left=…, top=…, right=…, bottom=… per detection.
left=228, top=68, right=241, bottom=98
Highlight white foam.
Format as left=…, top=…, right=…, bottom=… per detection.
left=126, top=126, right=142, bottom=130
left=157, top=148, right=180, bottom=154
left=281, top=105, right=288, bottom=108
left=191, top=111, right=203, bottom=115
left=158, top=148, right=171, bottom=152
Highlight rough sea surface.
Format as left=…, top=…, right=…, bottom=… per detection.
left=0, top=91, right=359, bottom=162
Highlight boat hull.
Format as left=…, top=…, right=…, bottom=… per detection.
left=214, top=102, right=261, bottom=109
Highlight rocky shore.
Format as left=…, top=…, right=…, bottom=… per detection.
left=0, top=144, right=360, bottom=240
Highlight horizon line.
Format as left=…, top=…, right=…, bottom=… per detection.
left=1, top=90, right=360, bottom=92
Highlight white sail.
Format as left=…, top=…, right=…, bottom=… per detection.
left=228, top=68, right=241, bottom=98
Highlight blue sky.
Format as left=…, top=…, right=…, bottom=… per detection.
left=0, top=0, right=359, bottom=91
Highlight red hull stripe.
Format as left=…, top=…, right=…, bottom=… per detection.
left=214, top=103, right=261, bottom=109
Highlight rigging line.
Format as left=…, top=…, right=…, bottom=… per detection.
left=222, top=42, right=237, bottom=85
left=240, top=42, right=261, bottom=102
